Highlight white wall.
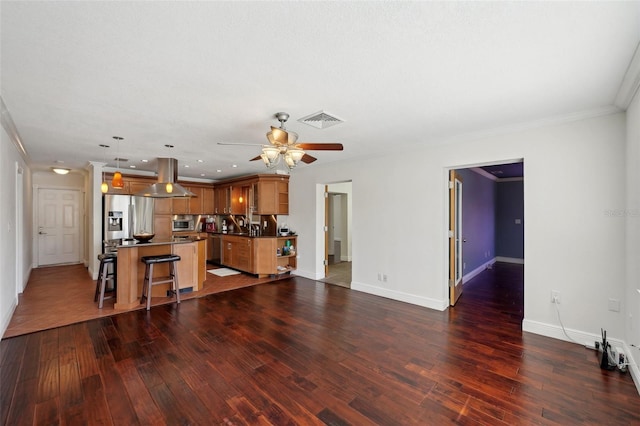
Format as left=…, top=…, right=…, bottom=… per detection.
left=289, top=112, right=627, bottom=345
left=625, top=90, right=640, bottom=389
left=0, top=124, right=31, bottom=339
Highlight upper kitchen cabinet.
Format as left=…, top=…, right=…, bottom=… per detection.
left=214, top=174, right=289, bottom=216
left=253, top=175, right=289, bottom=215
left=214, top=185, right=230, bottom=214
left=214, top=184, right=245, bottom=215
left=173, top=185, right=206, bottom=215
left=202, top=187, right=214, bottom=214
left=231, top=184, right=250, bottom=215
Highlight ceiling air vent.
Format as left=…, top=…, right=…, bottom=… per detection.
left=298, top=110, right=344, bottom=129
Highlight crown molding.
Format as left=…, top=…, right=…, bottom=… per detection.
left=615, top=42, right=640, bottom=110
left=436, top=105, right=621, bottom=148
left=0, top=96, right=29, bottom=163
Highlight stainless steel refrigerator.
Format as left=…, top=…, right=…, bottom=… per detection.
left=103, top=195, right=154, bottom=251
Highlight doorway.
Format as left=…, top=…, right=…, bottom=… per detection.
left=36, top=188, right=83, bottom=266
left=447, top=161, right=524, bottom=307
left=321, top=181, right=352, bottom=288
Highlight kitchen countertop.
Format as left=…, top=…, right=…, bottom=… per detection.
left=118, top=237, right=206, bottom=248
left=207, top=232, right=297, bottom=239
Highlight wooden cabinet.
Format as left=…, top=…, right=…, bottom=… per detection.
left=189, top=187, right=204, bottom=213
left=173, top=242, right=198, bottom=291
left=214, top=186, right=229, bottom=214
left=154, top=198, right=172, bottom=215
left=214, top=174, right=289, bottom=216
left=172, top=186, right=206, bottom=214
left=220, top=235, right=297, bottom=277
left=153, top=215, right=172, bottom=239
left=231, top=185, right=250, bottom=215
left=202, top=187, right=214, bottom=214
left=221, top=235, right=253, bottom=272
left=250, top=176, right=289, bottom=215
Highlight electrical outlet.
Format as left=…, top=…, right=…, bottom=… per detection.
left=551, top=291, right=560, bottom=304
left=382, top=274, right=388, bottom=282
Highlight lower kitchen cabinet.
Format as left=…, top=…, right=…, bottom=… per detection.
left=222, top=235, right=297, bottom=277
left=221, top=235, right=253, bottom=272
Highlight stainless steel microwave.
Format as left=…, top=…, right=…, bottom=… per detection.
left=172, top=215, right=195, bottom=232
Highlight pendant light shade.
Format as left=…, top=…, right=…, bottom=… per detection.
left=112, top=171, right=124, bottom=189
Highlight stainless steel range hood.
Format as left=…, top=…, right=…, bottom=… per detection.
left=134, top=158, right=195, bottom=198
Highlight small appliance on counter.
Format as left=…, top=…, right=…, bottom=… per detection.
left=279, top=224, right=290, bottom=236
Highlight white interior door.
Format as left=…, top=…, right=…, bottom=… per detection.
left=37, top=188, right=81, bottom=266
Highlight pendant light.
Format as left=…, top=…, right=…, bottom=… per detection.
left=111, top=136, right=124, bottom=189
left=99, top=144, right=110, bottom=193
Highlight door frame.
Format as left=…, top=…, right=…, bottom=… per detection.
left=33, top=184, right=85, bottom=267
left=444, top=159, right=524, bottom=309
left=15, top=163, right=24, bottom=295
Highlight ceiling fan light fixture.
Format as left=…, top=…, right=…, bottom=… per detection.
left=284, top=153, right=296, bottom=169
left=288, top=148, right=305, bottom=163
left=262, top=146, right=280, bottom=161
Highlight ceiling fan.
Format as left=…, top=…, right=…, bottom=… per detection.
left=218, top=112, right=343, bottom=169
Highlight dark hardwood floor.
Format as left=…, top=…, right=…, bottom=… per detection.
left=1, top=262, right=639, bottom=425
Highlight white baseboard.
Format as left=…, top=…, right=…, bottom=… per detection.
left=495, top=256, right=524, bottom=264
left=463, top=259, right=496, bottom=282
left=623, top=343, right=640, bottom=395
left=0, top=298, right=17, bottom=341
left=351, top=281, right=448, bottom=311
left=522, top=318, right=623, bottom=347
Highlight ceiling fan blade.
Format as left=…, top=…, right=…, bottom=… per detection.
left=296, top=143, right=343, bottom=151
left=249, top=155, right=263, bottom=161
left=301, top=153, right=317, bottom=164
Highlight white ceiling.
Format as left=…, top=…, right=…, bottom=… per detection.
left=1, top=2, right=639, bottom=181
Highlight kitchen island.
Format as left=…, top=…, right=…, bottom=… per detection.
left=115, top=237, right=206, bottom=310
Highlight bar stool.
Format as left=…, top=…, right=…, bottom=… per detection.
left=140, top=254, right=181, bottom=311
left=95, top=253, right=117, bottom=308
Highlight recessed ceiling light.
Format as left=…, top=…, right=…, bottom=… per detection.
left=217, top=169, right=222, bottom=173
left=232, top=164, right=238, bottom=168
left=55, top=160, right=65, bottom=164
left=141, top=159, right=148, bottom=163
left=197, top=159, right=204, bottom=163
left=129, top=165, right=136, bottom=169
left=200, top=173, right=205, bottom=177
left=184, top=165, right=190, bottom=168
